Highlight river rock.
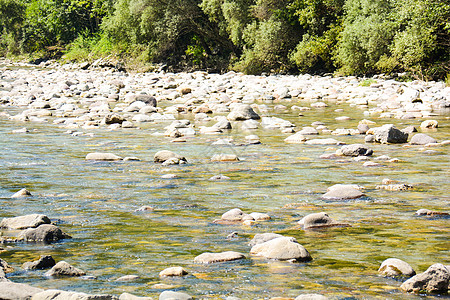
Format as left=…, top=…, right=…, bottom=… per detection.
left=116, top=275, right=140, bottom=281
left=305, top=138, right=344, bottom=145
left=295, top=294, right=328, bottom=300
left=400, top=263, right=449, bottom=293
left=85, top=152, right=123, bottom=161
left=284, top=132, right=307, bottom=143
left=298, top=212, right=346, bottom=229
left=19, top=224, right=71, bottom=243
left=357, top=124, right=370, bottom=134
left=0, top=214, right=51, bottom=229
left=410, top=133, right=437, bottom=145
left=249, top=212, right=270, bottom=221
left=154, top=150, right=187, bottom=164
left=119, top=293, right=153, bottom=300
left=337, top=144, right=373, bottom=156
left=369, top=124, right=408, bottom=143
left=135, top=94, right=157, bottom=107
left=250, top=236, right=312, bottom=262
left=103, top=113, right=125, bottom=124
left=298, top=127, right=319, bottom=135
left=45, top=261, right=86, bottom=277
left=0, top=258, right=14, bottom=273
left=194, top=251, right=246, bottom=264
left=0, top=268, right=7, bottom=282
left=11, top=188, right=32, bottom=198
left=378, top=258, right=416, bottom=277
left=211, top=154, right=239, bottom=162
left=420, top=120, right=438, bottom=129
left=221, top=208, right=252, bottom=221
left=0, top=282, right=44, bottom=300
left=415, top=209, right=448, bottom=216
left=322, top=184, right=364, bottom=200
left=159, top=266, right=188, bottom=277
left=23, top=255, right=56, bottom=270
left=159, top=291, right=192, bottom=300
left=227, top=104, right=260, bottom=121
left=31, top=289, right=117, bottom=300
left=249, top=233, right=283, bottom=247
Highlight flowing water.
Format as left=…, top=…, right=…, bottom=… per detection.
left=0, top=72, right=449, bottom=299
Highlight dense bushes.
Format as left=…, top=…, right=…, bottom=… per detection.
left=0, top=0, right=448, bottom=79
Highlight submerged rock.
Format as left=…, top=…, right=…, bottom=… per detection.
left=194, top=251, right=246, bottom=264
left=0, top=214, right=51, bottom=230
left=250, top=236, right=312, bottom=262
left=378, top=258, right=416, bottom=277
left=322, top=184, right=364, bottom=200
left=415, top=209, right=449, bottom=216
left=85, top=152, right=123, bottom=161
left=400, top=263, right=449, bottom=294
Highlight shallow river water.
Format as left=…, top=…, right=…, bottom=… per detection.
left=0, top=68, right=449, bottom=299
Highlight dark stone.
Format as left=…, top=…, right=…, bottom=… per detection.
left=372, top=124, right=408, bottom=143
left=135, top=95, right=157, bottom=107
left=22, top=255, right=56, bottom=270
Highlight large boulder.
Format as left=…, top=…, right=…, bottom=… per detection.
left=135, top=94, right=157, bottom=107
left=227, top=104, right=260, bottom=121
left=19, top=224, right=71, bottom=243
left=194, top=251, right=246, bottom=264
left=31, top=289, right=117, bottom=300
left=154, top=150, right=187, bottom=164
left=370, top=124, right=408, bottom=143
left=0, top=214, right=51, bottom=230
left=378, top=258, right=415, bottom=277
left=321, top=184, right=364, bottom=200
left=400, top=263, right=449, bottom=294
left=338, top=144, right=373, bottom=156
left=0, top=282, right=44, bottom=300
left=22, top=255, right=56, bottom=270
left=45, top=261, right=86, bottom=277
left=250, top=236, right=312, bottom=262
left=410, top=133, right=437, bottom=145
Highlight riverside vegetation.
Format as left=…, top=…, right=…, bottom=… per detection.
left=0, top=0, right=449, bottom=80
left=0, top=59, right=449, bottom=299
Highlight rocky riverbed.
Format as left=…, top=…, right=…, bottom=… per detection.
left=0, top=59, right=449, bottom=299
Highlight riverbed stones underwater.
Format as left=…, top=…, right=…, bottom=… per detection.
left=0, top=59, right=449, bottom=298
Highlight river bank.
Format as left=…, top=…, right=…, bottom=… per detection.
left=0, top=60, right=449, bottom=299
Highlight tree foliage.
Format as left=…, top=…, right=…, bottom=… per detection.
left=0, top=0, right=448, bottom=79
